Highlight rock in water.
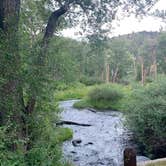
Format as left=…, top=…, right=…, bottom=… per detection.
left=72, top=139, right=82, bottom=146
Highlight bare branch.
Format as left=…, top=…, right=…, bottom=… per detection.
left=56, top=0, right=63, bottom=6
left=75, top=0, right=93, bottom=12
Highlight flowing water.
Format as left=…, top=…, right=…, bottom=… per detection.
left=59, top=100, right=144, bottom=166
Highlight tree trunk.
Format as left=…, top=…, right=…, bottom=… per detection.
left=140, top=56, right=145, bottom=86
left=0, top=0, right=26, bottom=151
left=26, top=6, right=68, bottom=114
left=141, top=63, right=144, bottom=85
left=154, top=62, right=157, bottom=80
left=105, top=63, right=110, bottom=83
left=150, top=49, right=157, bottom=80
left=0, top=0, right=21, bottom=121
left=101, top=70, right=104, bottom=81
left=153, top=56, right=157, bottom=80
left=112, top=67, right=119, bottom=83
left=133, top=57, right=137, bottom=80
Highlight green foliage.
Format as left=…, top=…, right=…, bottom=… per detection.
left=48, top=37, right=81, bottom=83
left=74, top=84, right=127, bottom=110
left=73, top=99, right=92, bottom=109
left=55, top=128, right=73, bottom=143
left=55, top=84, right=92, bottom=101
left=74, top=83, right=134, bottom=111
left=87, top=84, right=132, bottom=112
left=0, top=106, right=73, bottom=166
left=126, top=79, right=166, bottom=158
left=109, top=38, right=133, bottom=81
left=0, top=126, right=25, bottom=166
left=145, top=76, right=154, bottom=83
left=89, top=85, right=123, bottom=102
left=80, top=76, right=104, bottom=86
left=157, top=32, right=166, bottom=74
left=25, top=124, right=71, bottom=166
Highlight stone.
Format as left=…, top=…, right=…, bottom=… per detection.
left=84, top=142, right=94, bottom=146
left=70, top=151, right=77, bottom=154
left=72, top=139, right=82, bottom=146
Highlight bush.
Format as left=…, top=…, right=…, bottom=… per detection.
left=24, top=107, right=73, bottom=166
left=0, top=107, right=73, bottom=166
left=145, top=76, right=154, bottom=83
left=87, top=84, right=123, bottom=110
left=80, top=76, right=104, bottom=86
left=73, top=84, right=133, bottom=111
left=126, top=79, right=166, bottom=158
left=89, top=86, right=123, bottom=102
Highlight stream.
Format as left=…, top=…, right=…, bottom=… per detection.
left=59, top=100, right=148, bottom=166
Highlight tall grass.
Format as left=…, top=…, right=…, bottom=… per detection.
left=74, top=84, right=132, bottom=110
left=55, top=84, right=93, bottom=101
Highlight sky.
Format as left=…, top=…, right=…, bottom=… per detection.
left=61, top=0, right=166, bottom=39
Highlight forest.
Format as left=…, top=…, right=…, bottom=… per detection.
left=0, top=0, right=166, bottom=166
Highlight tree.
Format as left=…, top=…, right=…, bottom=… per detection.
left=157, top=32, right=166, bottom=74
left=124, top=31, right=159, bottom=84
left=0, top=0, right=26, bottom=151
left=108, top=39, right=133, bottom=83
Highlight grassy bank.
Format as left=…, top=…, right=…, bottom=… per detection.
left=55, top=84, right=93, bottom=101
left=55, top=127, right=73, bottom=143
left=73, top=83, right=133, bottom=111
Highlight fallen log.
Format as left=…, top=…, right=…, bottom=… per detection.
left=87, top=107, right=97, bottom=113
left=56, top=120, right=92, bottom=127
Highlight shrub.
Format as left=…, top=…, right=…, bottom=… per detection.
left=145, top=76, right=154, bottom=83
left=126, top=79, right=166, bottom=158
left=87, top=84, right=123, bottom=110
left=89, top=86, right=123, bottom=102
left=0, top=107, right=73, bottom=166
left=80, top=76, right=104, bottom=86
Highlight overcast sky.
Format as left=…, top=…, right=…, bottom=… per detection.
left=61, top=0, right=166, bottom=39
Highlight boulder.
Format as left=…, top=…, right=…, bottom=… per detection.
left=72, top=139, right=82, bottom=146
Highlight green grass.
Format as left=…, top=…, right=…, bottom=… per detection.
left=55, top=85, right=93, bottom=101
left=74, top=97, right=125, bottom=111
left=74, top=83, right=133, bottom=111
left=55, top=127, right=73, bottom=143
left=73, top=99, right=92, bottom=109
